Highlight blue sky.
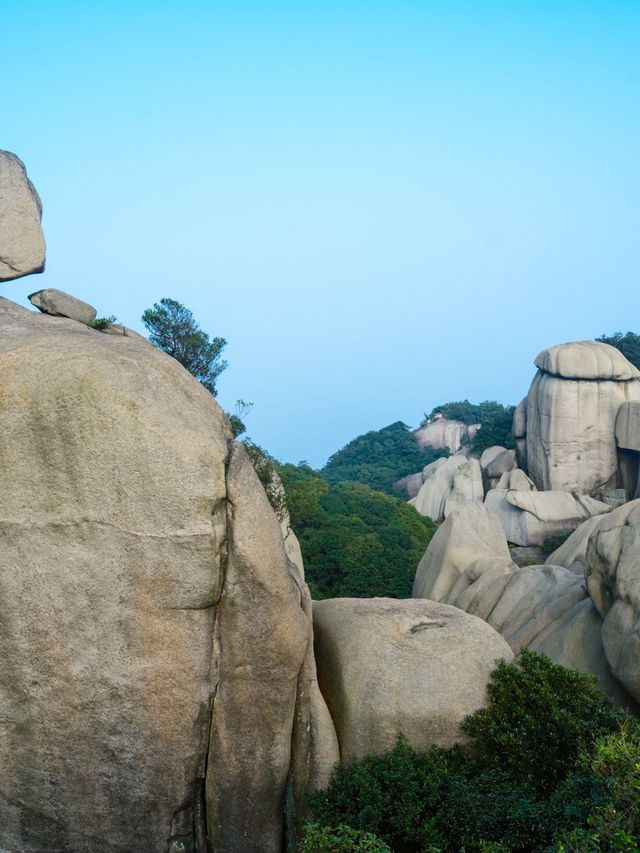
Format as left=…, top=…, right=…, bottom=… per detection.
left=3, top=1, right=639, bottom=466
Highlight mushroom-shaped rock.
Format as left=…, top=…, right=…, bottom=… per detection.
left=413, top=502, right=514, bottom=601
left=0, top=151, right=46, bottom=281
left=313, top=597, right=513, bottom=760
left=29, top=288, right=97, bottom=325
left=525, top=341, right=640, bottom=494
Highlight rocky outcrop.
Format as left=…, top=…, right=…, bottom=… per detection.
left=0, top=151, right=46, bottom=281
left=524, top=341, right=640, bottom=494
left=313, top=597, right=513, bottom=760
left=413, top=502, right=638, bottom=708
left=484, top=488, right=610, bottom=547
left=414, top=415, right=479, bottom=454
left=29, top=288, right=97, bottom=325
left=585, top=500, right=640, bottom=704
left=0, top=297, right=335, bottom=852
left=413, top=503, right=513, bottom=601
left=412, top=454, right=468, bottom=522
left=443, top=458, right=484, bottom=517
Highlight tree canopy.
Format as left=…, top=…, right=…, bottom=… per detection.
left=141, top=298, right=228, bottom=396
left=322, top=421, right=448, bottom=495
left=278, top=463, right=436, bottom=599
left=596, top=331, right=640, bottom=370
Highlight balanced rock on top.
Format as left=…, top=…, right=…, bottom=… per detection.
left=0, top=151, right=46, bottom=281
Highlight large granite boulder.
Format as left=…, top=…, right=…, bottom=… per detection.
left=585, top=500, right=640, bottom=704
left=414, top=415, right=480, bottom=453
left=0, top=297, right=336, bottom=852
left=443, top=457, right=484, bottom=517
left=0, top=151, right=46, bottom=281
left=413, top=503, right=514, bottom=601
left=484, top=488, right=610, bottom=547
left=525, top=341, right=640, bottom=494
left=412, top=454, right=468, bottom=522
left=313, top=598, right=513, bottom=760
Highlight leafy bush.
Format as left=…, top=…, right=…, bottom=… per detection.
left=279, top=464, right=436, bottom=598
left=309, top=652, right=638, bottom=852
left=302, top=822, right=392, bottom=852
left=322, top=421, right=448, bottom=495
left=461, top=649, right=628, bottom=794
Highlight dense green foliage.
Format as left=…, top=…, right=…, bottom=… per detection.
left=302, top=823, right=392, bottom=851
left=141, top=298, right=228, bottom=396
left=597, top=331, right=640, bottom=370
left=278, top=463, right=436, bottom=598
left=424, top=400, right=516, bottom=451
left=322, top=421, right=448, bottom=495
left=309, top=652, right=638, bottom=852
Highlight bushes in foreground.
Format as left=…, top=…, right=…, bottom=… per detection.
left=306, top=651, right=639, bottom=852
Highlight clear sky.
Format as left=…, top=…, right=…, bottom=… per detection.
left=4, top=1, right=639, bottom=467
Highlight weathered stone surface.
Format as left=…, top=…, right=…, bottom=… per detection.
left=495, top=468, right=536, bottom=492
left=413, top=454, right=468, bottom=523
left=512, top=398, right=527, bottom=439
left=585, top=500, right=640, bottom=703
left=485, top=488, right=610, bottom=547
left=313, top=597, right=513, bottom=760
left=484, top=449, right=516, bottom=479
left=207, top=443, right=337, bottom=852
left=0, top=151, right=46, bottom=281
left=525, top=343, right=640, bottom=493
left=534, top=340, right=640, bottom=381
left=443, top=458, right=484, bottom=517
left=545, top=514, right=606, bottom=572
left=510, top=545, right=548, bottom=567
left=393, top=471, right=424, bottom=498
left=414, top=415, right=479, bottom=454
left=29, top=288, right=97, bottom=325
left=480, top=445, right=507, bottom=472
left=413, top=502, right=513, bottom=601
left=0, top=298, right=329, bottom=852
left=616, top=402, right=640, bottom=452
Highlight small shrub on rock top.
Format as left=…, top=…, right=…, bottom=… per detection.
left=309, top=652, right=639, bottom=852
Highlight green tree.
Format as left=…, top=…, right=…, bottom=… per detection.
left=141, top=298, right=228, bottom=396
left=278, top=465, right=436, bottom=598
left=596, top=331, right=640, bottom=370
left=322, top=421, right=448, bottom=495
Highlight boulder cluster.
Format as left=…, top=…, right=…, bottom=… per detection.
left=3, top=150, right=640, bottom=851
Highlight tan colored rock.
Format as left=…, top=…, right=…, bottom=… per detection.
left=413, top=454, right=467, bottom=522
left=29, top=288, right=97, bottom=324
left=484, top=449, right=516, bottom=479
left=585, top=500, right=640, bottom=703
left=545, top=514, right=606, bottom=572
left=484, top=488, right=610, bottom=547
left=535, top=340, right=640, bottom=381
left=495, top=468, right=536, bottom=492
left=393, top=471, right=424, bottom=498
left=0, top=151, right=46, bottom=281
left=313, top=597, right=513, bottom=760
left=414, top=415, right=479, bottom=453
left=207, top=443, right=337, bottom=852
left=480, top=445, right=508, bottom=471
left=443, top=458, right=484, bottom=517
left=0, top=298, right=329, bottom=852
left=413, top=502, right=513, bottom=601
left=525, top=342, right=640, bottom=493
left=512, top=398, right=527, bottom=438
left=616, top=402, right=640, bottom=452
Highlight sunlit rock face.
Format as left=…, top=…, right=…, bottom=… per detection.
left=0, top=151, right=46, bottom=281
left=0, top=297, right=337, bottom=853
left=524, top=341, right=640, bottom=495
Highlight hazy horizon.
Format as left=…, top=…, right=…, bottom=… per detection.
left=4, top=1, right=639, bottom=467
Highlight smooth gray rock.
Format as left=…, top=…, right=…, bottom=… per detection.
left=484, top=449, right=516, bottom=479
left=313, top=597, right=513, bottom=760
left=616, top=402, right=640, bottom=452
left=29, top=288, right=97, bottom=325
left=414, top=415, right=479, bottom=454
left=413, top=454, right=468, bottom=523
left=0, top=151, right=46, bottom=281
left=512, top=398, right=527, bottom=439
left=413, top=502, right=514, bottom=601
